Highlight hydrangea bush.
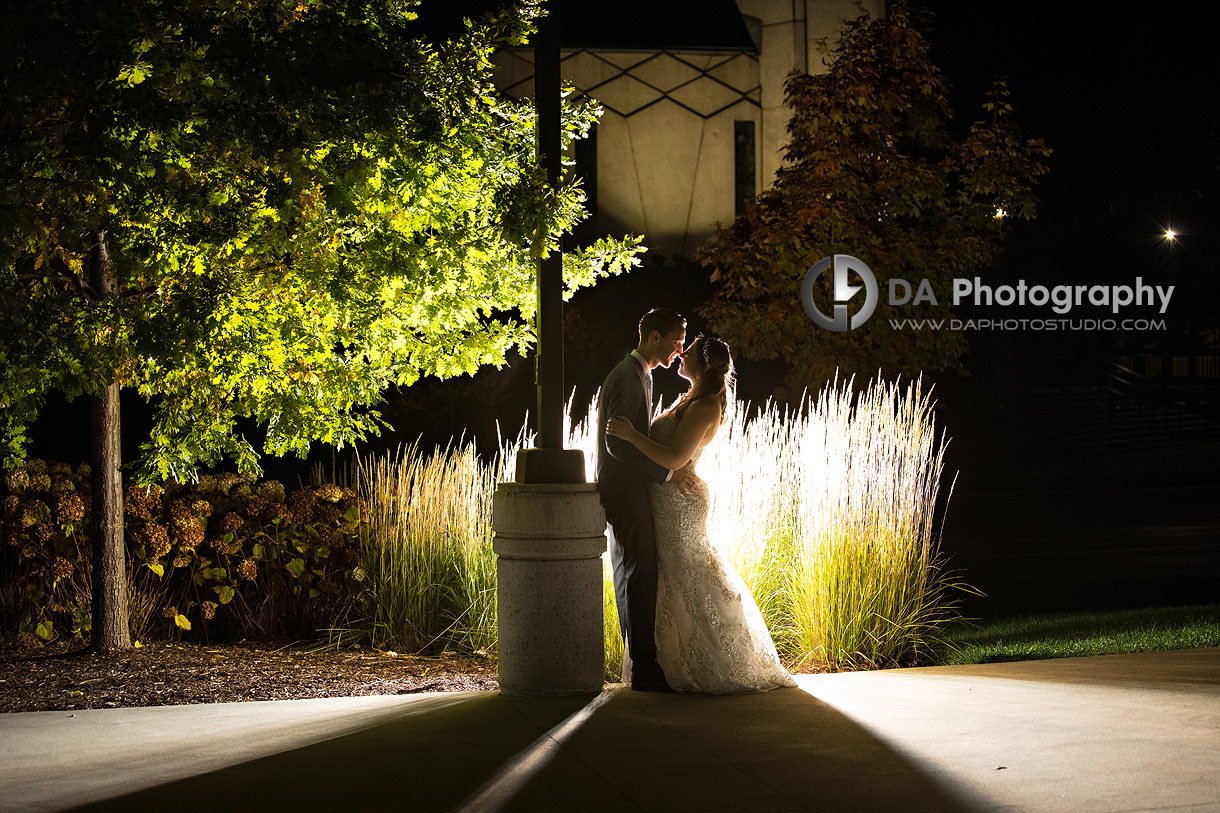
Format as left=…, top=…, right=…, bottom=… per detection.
left=1, top=460, right=367, bottom=647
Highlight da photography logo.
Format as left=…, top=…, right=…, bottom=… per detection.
left=801, top=254, right=879, bottom=332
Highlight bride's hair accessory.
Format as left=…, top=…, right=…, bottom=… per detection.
left=699, top=335, right=733, bottom=374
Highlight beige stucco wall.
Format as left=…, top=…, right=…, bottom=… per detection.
left=495, top=48, right=761, bottom=258
left=595, top=97, right=760, bottom=259
left=493, top=0, right=884, bottom=260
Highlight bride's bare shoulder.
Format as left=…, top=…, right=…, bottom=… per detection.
left=680, top=398, right=722, bottom=436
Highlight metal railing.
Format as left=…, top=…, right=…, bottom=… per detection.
left=1013, top=356, right=1220, bottom=452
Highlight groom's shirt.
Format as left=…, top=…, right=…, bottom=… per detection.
left=630, top=349, right=651, bottom=405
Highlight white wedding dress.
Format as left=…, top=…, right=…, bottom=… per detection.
left=629, top=415, right=796, bottom=694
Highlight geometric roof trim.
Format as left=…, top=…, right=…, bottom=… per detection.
left=503, top=48, right=760, bottom=120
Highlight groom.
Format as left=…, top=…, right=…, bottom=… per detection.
left=596, top=308, right=694, bottom=692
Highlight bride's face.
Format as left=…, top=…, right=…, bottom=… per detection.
left=677, top=340, right=703, bottom=383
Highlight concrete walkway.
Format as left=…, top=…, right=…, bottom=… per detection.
left=3, top=648, right=1218, bottom=812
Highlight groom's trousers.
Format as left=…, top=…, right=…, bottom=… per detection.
left=598, top=468, right=660, bottom=667
left=596, top=353, right=670, bottom=672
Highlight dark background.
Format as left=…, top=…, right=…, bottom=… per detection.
left=26, top=1, right=1220, bottom=615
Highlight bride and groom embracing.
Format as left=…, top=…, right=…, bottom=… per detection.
left=596, top=308, right=796, bottom=694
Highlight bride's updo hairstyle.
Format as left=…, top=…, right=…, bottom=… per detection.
left=671, top=336, right=734, bottom=426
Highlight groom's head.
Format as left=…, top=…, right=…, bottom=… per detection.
left=637, top=308, right=686, bottom=369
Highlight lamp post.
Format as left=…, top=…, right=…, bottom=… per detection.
left=515, top=0, right=585, bottom=484
left=492, top=0, right=606, bottom=697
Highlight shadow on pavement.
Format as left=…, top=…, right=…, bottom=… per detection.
left=75, top=686, right=982, bottom=812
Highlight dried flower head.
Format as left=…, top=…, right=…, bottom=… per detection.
left=174, top=517, right=204, bottom=549
left=33, top=522, right=56, bottom=542
left=201, top=600, right=218, bottom=620
left=316, top=484, right=344, bottom=504
left=20, top=500, right=48, bottom=529
left=286, top=489, right=316, bottom=525
left=55, top=493, right=86, bottom=525
left=256, top=480, right=286, bottom=504
left=3, top=495, right=20, bottom=518
left=237, top=558, right=258, bottom=581
left=51, top=556, right=73, bottom=580
left=209, top=533, right=242, bottom=555
left=243, top=494, right=270, bottom=519
left=4, top=468, right=30, bottom=494
left=220, top=512, right=245, bottom=534
left=169, top=500, right=193, bottom=523
left=142, top=522, right=172, bottom=560
left=124, top=484, right=164, bottom=520
left=161, top=605, right=178, bottom=620
left=29, top=473, right=52, bottom=492
left=313, top=504, right=341, bottom=527
left=216, top=473, right=243, bottom=495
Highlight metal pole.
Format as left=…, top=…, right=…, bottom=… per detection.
left=515, top=0, right=582, bottom=483
left=535, top=0, right=563, bottom=451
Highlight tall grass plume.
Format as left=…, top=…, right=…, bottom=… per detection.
left=345, top=441, right=499, bottom=655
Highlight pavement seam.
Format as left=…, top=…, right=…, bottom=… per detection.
left=454, top=691, right=642, bottom=812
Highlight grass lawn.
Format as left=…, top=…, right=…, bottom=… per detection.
left=931, top=604, right=1220, bottom=665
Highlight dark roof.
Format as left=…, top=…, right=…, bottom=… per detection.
left=559, top=0, right=757, bottom=52
left=409, top=1, right=757, bottom=53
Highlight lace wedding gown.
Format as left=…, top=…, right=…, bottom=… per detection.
left=630, top=415, right=796, bottom=694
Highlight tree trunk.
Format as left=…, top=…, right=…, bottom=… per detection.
left=89, top=230, right=131, bottom=652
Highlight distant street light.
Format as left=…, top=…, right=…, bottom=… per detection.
left=1165, top=228, right=1177, bottom=241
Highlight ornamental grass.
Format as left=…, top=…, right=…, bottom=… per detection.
left=342, top=441, right=500, bottom=655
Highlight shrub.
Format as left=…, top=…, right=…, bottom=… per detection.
left=0, top=465, right=368, bottom=645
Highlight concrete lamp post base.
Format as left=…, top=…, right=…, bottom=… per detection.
left=493, top=482, right=606, bottom=697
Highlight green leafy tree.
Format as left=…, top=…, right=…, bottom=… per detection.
left=0, top=0, right=641, bottom=650
left=698, top=4, right=1049, bottom=394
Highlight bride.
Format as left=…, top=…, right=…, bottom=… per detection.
left=606, top=336, right=795, bottom=694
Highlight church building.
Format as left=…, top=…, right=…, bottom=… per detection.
left=494, top=0, right=884, bottom=259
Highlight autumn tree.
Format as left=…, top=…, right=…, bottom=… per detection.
left=698, top=4, right=1049, bottom=394
left=0, top=0, right=640, bottom=650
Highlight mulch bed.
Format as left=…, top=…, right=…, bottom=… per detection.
left=0, top=640, right=499, bottom=713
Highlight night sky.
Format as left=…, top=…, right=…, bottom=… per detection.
left=925, top=0, right=1217, bottom=320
